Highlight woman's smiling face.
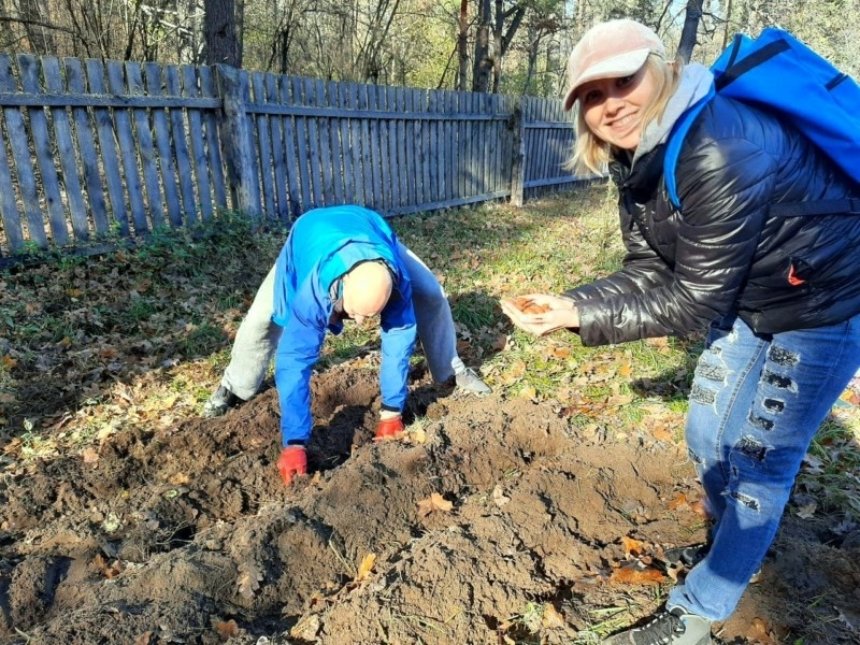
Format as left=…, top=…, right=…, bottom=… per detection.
left=578, top=65, right=657, bottom=151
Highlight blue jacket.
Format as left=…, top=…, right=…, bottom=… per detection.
left=271, top=206, right=416, bottom=446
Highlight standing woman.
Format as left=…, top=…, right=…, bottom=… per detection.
left=501, top=18, right=860, bottom=645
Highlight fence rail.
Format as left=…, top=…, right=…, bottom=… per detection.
left=0, top=54, right=580, bottom=261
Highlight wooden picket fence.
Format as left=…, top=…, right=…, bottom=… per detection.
left=0, top=54, right=580, bottom=261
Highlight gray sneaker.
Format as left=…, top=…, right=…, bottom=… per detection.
left=202, top=385, right=244, bottom=418
left=455, top=367, right=491, bottom=395
left=603, top=608, right=711, bottom=645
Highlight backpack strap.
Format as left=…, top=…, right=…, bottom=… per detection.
left=716, top=37, right=790, bottom=91
left=664, top=83, right=716, bottom=209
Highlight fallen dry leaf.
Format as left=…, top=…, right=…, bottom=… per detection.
left=667, top=493, right=690, bottom=511
left=690, top=499, right=710, bottom=519
left=546, top=345, right=571, bottom=359
left=81, top=447, right=100, bottom=464
left=518, top=385, right=538, bottom=400
left=290, top=614, right=321, bottom=640
left=134, top=632, right=153, bottom=645
left=214, top=619, right=240, bottom=639
left=542, top=603, right=566, bottom=629
left=796, top=501, right=817, bottom=519
left=609, top=565, right=666, bottom=586
left=492, top=485, right=511, bottom=507
left=745, top=617, right=779, bottom=645
left=621, top=536, right=648, bottom=558
left=92, top=553, right=125, bottom=579
left=651, top=425, right=674, bottom=442
left=237, top=561, right=263, bottom=599
left=168, top=472, right=190, bottom=486
left=417, top=492, right=454, bottom=517
left=354, top=553, right=376, bottom=582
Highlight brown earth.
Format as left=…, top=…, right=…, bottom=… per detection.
left=1, top=359, right=858, bottom=644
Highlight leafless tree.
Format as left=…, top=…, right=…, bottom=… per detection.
left=204, top=0, right=242, bottom=67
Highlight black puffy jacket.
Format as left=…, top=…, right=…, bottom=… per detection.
left=565, top=94, right=860, bottom=347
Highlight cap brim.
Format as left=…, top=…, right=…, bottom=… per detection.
left=563, top=48, right=651, bottom=111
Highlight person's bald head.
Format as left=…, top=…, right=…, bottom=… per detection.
left=342, top=261, right=393, bottom=323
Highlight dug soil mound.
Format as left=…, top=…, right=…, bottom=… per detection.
left=1, top=358, right=858, bottom=644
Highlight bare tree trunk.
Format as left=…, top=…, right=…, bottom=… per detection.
left=472, top=0, right=491, bottom=92
left=204, top=0, right=241, bottom=67
left=18, top=0, right=56, bottom=53
left=677, top=0, right=703, bottom=63
left=457, top=0, right=469, bottom=91
left=721, top=0, right=733, bottom=49
left=491, top=0, right=502, bottom=93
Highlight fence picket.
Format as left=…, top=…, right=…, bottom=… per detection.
left=0, top=55, right=46, bottom=247
left=65, top=59, right=115, bottom=236
left=264, top=74, right=287, bottom=222
left=364, top=84, right=382, bottom=210
left=303, top=78, right=324, bottom=206
left=100, top=60, right=147, bottom=233
left=0, top=113, right=23, bottom=253
left=355, top=85, right=373, bottom=208
left=392, top=87, right=404, bottom=209
left=426, top=90, right=438, bottom=205
left=341, top=83, right=364, bottom=204
left=17, top=55, right=68, bottom=246
left=289, top=77, right=312, bottom=211
left=251, top=72, right=275, bottom=220
left=125, top=62, right=164, bottom=228
left=196, top=66, right=228, bottom=210
left=143, top=62, right=182, bottom=227
left=337, top=83, right=354, bottom=207
left=178, top=65, right=214, bottom=221
left=403, top=89, right=416, bottom=209
left=277, top=75, right=301, bottom=218
left=165, top=66, right=199, bottom=223
left=376, top=85, right=392, bottom=212
left=382, top=86, right=397, bottom=210
left=327, top=81, right=345, bottom=205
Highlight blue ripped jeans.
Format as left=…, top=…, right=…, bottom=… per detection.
left=667, top=312, right=860, bottom=621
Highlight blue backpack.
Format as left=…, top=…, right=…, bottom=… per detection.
left=664, top=27, right=860, bottom=216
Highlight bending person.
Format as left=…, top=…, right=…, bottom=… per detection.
left=502, top=19, right=860, bottom=645
left=203, top=205, right=490, bottom=485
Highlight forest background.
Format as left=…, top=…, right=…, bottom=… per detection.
left=0, top=0, right=857, bottom=102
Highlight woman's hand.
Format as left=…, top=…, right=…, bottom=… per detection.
left=500, top=293, right=579, bottom=337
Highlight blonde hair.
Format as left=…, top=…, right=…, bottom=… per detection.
left=566, top=54, right=683, bottom=175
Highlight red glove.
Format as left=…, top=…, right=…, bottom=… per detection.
left=277, top=446, right=307, bottom=486
left=375, top=415, right=405, bottom=440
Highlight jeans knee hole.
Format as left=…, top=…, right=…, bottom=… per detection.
left=762, top=398, right=785, bottom=414
left=730, top=490, right=760, bottom=511
left=747, top=410, right=775, bottom=431
left=694, top=363, right=726, bottom=382
left=761, top=369, right=797, bottom=393
left=767, top=345, right=800, bottom=367
left=690, top=382, right=716, bottom=405
left=736, top=435, right=768, bottom=462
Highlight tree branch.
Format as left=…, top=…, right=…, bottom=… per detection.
left=0, top=13, right=78, bottom=36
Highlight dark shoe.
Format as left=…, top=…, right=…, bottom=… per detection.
left=203, top=385, right=243, bottom=418
left=603, top=607, right=711, bottom=645
left=455, top=367, right=491, bottom=395
left=664, top=543, right=709, bottom=568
